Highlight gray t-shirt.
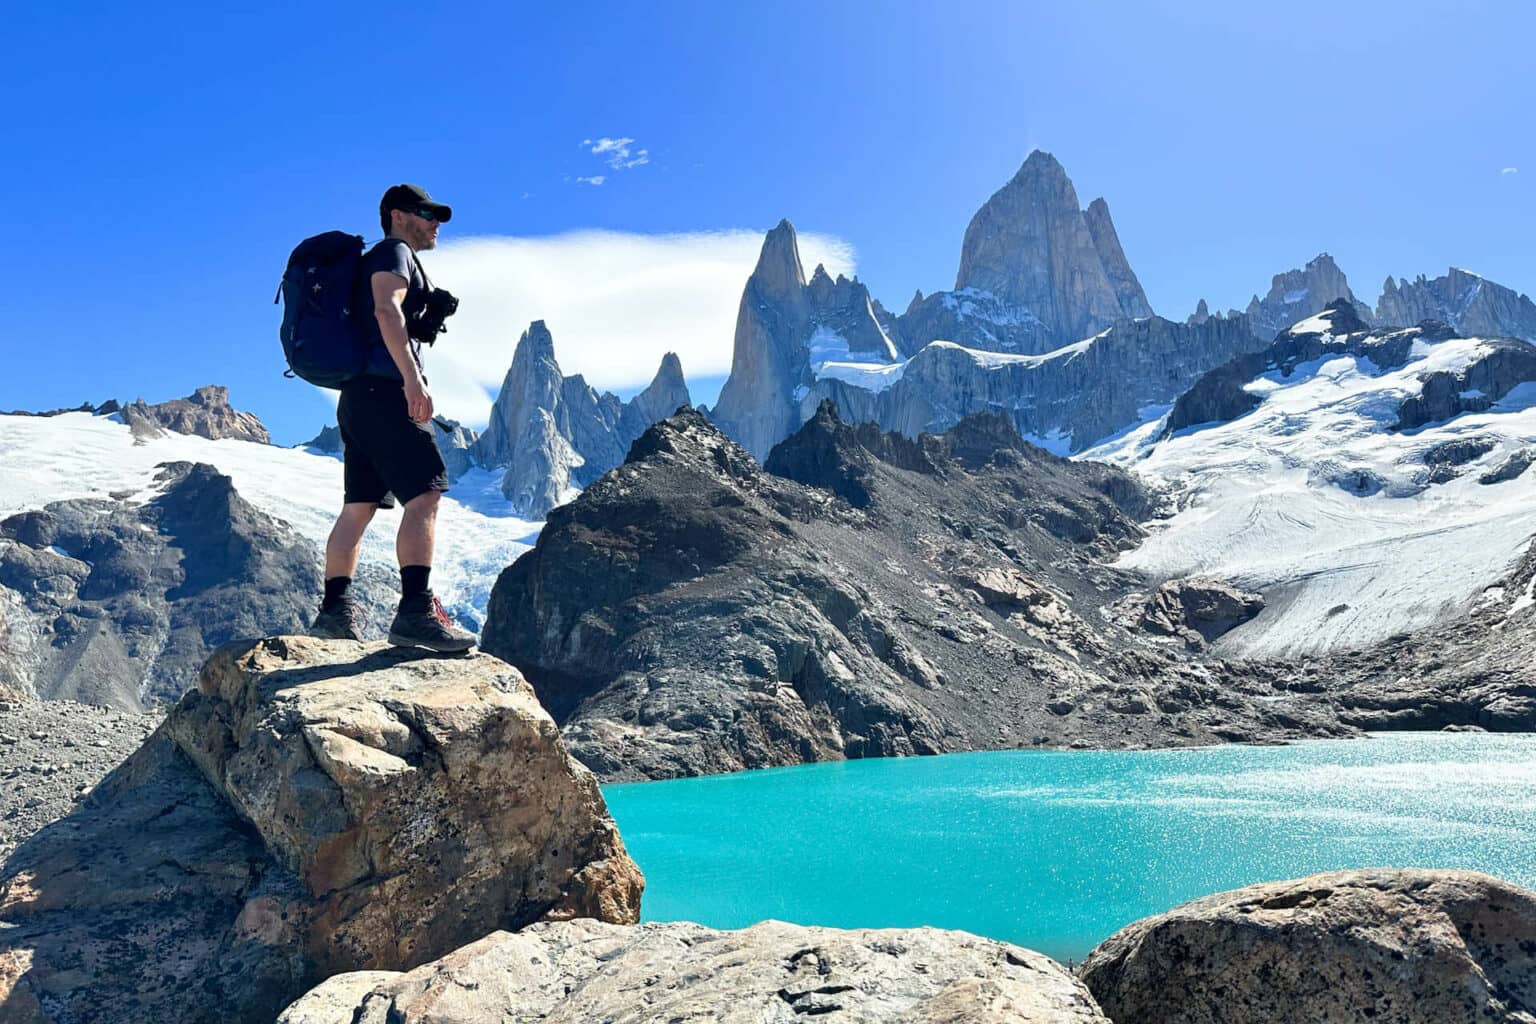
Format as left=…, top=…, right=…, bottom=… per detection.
left=355, top=238, right=430, bottom=379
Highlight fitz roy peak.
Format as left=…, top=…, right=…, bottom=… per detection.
left=953, top=150, right=1154, bottom=343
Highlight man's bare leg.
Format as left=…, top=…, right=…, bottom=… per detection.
left=397, top=490, right=439, bottom=569
left=325, top=502, right=377, bottom=579
left=310, top=502, right=376, bottom=639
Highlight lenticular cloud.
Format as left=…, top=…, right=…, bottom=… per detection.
left=417, top=229, right=856, bottom=429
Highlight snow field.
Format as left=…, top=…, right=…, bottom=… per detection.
left=0, top=413, right=540, bottom=628
left=1086, top=334, right=1536, bottom=657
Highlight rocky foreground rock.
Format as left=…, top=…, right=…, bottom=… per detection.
left=1080, top=869, right=1536, bottom=1023
left=0, top=636, right=641, bottom=1024
left=280, top=918, right=1110, bottom=1024
left=279, top=868, right=1536, bottom=1023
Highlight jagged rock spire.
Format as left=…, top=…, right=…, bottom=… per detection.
left=955, top=150, right=1151, bottom=343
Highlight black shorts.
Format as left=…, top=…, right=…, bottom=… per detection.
left=336, top=377, right=449, bottom=508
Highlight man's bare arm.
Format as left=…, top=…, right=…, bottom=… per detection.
left=371, top=270, right=432, bottom=422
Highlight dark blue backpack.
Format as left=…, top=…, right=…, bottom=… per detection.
left=275, top=231, right=367, bottom=389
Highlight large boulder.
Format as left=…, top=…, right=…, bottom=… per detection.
left=1129, top=578, right=1265, bottom=647
left=280, top=918, right=1111, bottom=1023
left=1079, top=869, right=1536, bottom=1023
left=0, top=636, right=642, bottom=1024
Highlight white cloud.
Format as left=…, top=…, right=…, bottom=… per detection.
left=413, top=229, right=857, bottom=430
left=1502, top=167, right=1519, bottom=175
left=581, top=136, right=650, bottom=171
left=575, top=175, right=606, bottom=186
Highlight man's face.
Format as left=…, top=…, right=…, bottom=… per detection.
left=395, top=208, right=440, bottom=250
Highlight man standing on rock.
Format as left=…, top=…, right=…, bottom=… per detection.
left=309, top=184, right=476, bottom=653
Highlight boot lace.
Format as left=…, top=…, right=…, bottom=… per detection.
left=345, top=600, right=371, bottom=635
left=431, top=595, right=455, bottom=630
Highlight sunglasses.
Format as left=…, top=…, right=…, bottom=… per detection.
left=409, top=207, right=443, bottom=223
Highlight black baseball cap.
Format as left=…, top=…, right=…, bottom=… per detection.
left=380, top=183, right=453, bottom=223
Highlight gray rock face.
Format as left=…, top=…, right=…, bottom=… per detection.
left=892, top=287, right=1054, bottom=358
left=430, top=416, right=479, bottom=482
left=281, top=918, right=1110, bottom=1023
left=712, top=220, right=899, bottom=460
left=1079, top=869, right=1536, bottom=1024
left=1126, top=578, right=1265, bottom=648
left=0, top=636, right=643, bottom=1024
left=617, top=351, right=689, bottom=442
left=473, top=322, right=691, bottom=516
left=303, top=424, right=342, bottom=453
left=1397, top=335, right=1536, bottom=430
left=0, top=463, right=325, bottom=710
left=1481, top=447, right=1536, bottom=485
left=119, top=385, right=272, bottom=444
left=473, top=321, right=568, bottom=491
left=817, top=313, right=1270, bottom=455
left=954, top=151, right=1152, bottom=343
left=1377, top=268, right=1536, bottom=342
left=481, top=404, right=1356, bottom=783
left=1084, top=196, right=1154, bottom=321
left=1236, top=253, right=1373, bottom=340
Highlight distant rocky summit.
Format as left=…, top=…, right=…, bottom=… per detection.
left=472, top=321, right=691, bottom=516
left=1, top=385, right=270, bottom=445
left=1379, top=267, right=1536, bottom=343
left=282, top=918, right=1110, bottom=1023
left=1226, top=253, right=1374, bottom=340
left=1080, top=869, right=1536, bottom=1023
left=0, top=636, right=641, bottom=1024
left=482, top=403, right=1354, bottom=782
left=119, top=384, right=272, bottom=443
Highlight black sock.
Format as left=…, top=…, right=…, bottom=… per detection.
left=401, top=564, right=431, bottom=602
left=322, top=576, right=352, bottom=611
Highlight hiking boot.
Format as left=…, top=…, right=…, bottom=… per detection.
left=309, top=597, right=366, bottom=641
left=388, top=593, right=476, bottom=653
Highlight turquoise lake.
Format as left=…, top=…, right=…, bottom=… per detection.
left=601, top=733, right=1536, bottom=963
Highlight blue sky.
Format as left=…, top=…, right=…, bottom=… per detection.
left=4, top=1, right=1531, bottom=445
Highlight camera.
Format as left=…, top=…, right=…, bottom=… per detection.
left=409, top=287, right=459, bottom=344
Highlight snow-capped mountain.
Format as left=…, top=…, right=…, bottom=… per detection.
left=0, top=409, right=539, bottom=704
left=1088, top=303, right=1536, bottom=657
